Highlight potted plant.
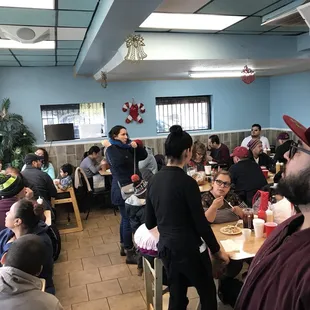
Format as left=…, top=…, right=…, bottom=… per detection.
left=0, top=98, right=36, bottom=169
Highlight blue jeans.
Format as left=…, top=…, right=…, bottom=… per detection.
left=118, top=203, right=133, bottom=249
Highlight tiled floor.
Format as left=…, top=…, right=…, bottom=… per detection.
left=55, top=208, right=231, bottom=310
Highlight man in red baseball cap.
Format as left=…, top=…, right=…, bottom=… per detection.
left=235, top=115, right=310, bottom=310
left=229, top=146, right=267, bottom=205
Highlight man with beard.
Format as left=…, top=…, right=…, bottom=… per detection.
left=235, top=115, right=310, bottom=310
left=247, top=139, right=273, bottom=171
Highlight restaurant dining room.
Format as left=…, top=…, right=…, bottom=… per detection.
left=1, top=0, right=310, bottom=310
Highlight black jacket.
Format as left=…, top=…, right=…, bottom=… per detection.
left=229, top=159, right=267, bottom=206
left=106, top=145, right=147, bottom=206
left=21, top=166, right=57, bottom=202
left=249, top=151, right=274, bottom=171
left=146, top=166, right=220, bottom=254
left=273, top=140, right=293, bottom=164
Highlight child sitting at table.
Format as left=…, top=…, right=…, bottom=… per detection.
left=53, top=164, right=73, bottom=191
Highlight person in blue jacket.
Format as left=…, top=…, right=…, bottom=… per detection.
left=105, top=125, right=147, bottom=264
left=0, top=199, right=55, bottom=294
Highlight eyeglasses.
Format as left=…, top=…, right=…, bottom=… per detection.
left=215, top=179, right=231, bottom=188
left=289, top=141, right=310, bottom=159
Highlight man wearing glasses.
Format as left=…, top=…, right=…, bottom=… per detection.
left=235, top=115, right=310, bottom=310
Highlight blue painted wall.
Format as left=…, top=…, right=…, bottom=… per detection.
left=0, top=67, right=270, bottom=144
left=270, top=72, right=310, bottom=128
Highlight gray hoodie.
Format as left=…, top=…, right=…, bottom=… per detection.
left=0, top=267, right=63, bottom=310
left=138, top=146, right=158, bottom=175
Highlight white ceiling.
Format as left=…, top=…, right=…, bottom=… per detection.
left=107, top=58, right=310, bottom=81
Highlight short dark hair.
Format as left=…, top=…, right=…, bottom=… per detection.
left=14, top=199, right=44, bottom=232
left=61, top=163, right=73, bottom=175
left=165, top=125, right=193, bottom=161
left=252, top=124, right=262, bottom=131
left=209, top=135, right=220, bottom=145
left=5, top=234, right=46, bottom=276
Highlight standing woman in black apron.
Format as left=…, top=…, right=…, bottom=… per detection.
left=146, top=125, right=229, bottom=310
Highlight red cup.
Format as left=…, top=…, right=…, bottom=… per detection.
left=265, top=222, right=278, bottom=237
left=262, top=169, right=268, bottom=178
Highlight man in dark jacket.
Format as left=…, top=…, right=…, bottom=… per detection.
left=21, top=154, right=56, bottom=203
left=273, top=131, right=293, bottom=164
left=229, top=146, right=267, bottom=206
left=247, top=138, right=273, bottom=171
left=208, top=135, right=231, bottom=167
left=235, top=115, right=310, bottom=310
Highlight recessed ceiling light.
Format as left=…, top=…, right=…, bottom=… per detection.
left=140, top=13, right=246, bottom=31
left=0, top=39, right=55, bottom=49
left=0, top=0, right=54, bottom=9
left=189, top=71, right=243, bottom=78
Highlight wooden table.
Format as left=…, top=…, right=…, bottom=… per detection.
left=212, top=221, right=265, bottom=260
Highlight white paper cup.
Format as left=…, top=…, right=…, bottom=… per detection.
left=242, top=228, right=251, bottom=241
left=253, top=219, right=265, bottom=238
left=204, top=165, right=211, bottom=175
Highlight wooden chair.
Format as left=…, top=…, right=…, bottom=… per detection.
left=51, top=187, right=83, bottom=234
left=143, top=257, right=201, bottom=310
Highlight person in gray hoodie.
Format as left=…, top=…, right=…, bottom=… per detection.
left=137, top=143, right=158, bottom=175
left=0, top=234, right=63, bottom=310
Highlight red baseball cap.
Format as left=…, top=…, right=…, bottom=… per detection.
left=230, top=146, right=249, bottom=159
left=283, top=115, right=310, bottom=147
left=134, top=139, right=144, bottom=147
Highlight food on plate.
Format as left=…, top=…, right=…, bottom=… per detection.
left=220, top=225, right=242, bottom=235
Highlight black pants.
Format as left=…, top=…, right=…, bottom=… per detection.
left=160, top=247, right=217, bottom=310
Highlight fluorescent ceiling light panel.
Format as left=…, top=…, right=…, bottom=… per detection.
left=0, top=39, right=55, bottom=49
left=0, top=0, right=54, bottom=9
left=189, top=71, right=242, bottom=78
left=140, top=13, right=246, bottom=30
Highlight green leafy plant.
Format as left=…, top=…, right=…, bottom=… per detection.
left=0, top=98, right=36, bottom=169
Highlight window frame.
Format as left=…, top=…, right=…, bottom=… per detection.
left=40, top=103, right=106, bottom=141
left=155, top=95, right=212, bottom=134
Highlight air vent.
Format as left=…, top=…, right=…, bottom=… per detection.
left=0, top=26, right=50, bottom=43
left=262, top=0, right=310, bottom=27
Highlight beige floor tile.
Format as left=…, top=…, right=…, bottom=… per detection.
left=54, top=273, right=70, bottom=290
left=78, top=236, right=103, bottom=248
left=54, top=259, right=83, bottom=276
left=62, top=306, right=72, bottom=310
left=60, top=234, right=67, bottom=242
left=188, top=298, right=200, bottom=310
left=140, top=290, right=146, bottom=303
left=187, top=286, right=199, bottom=299
left=118, top=275, right=145, bottom=294
left=69, top=268, right=101, bottom=287
left=67, top=246, right=94, bottom=261
left=97, top=218, right=119, bottom=228
left=72, top=298, right=109, bottom=310
left=88, top=227, right=112, bottom=237
left=82, top=254, right=111, bottom=270
left=87, top=279, right=122, bottom=300
left=127, top=264, right=140, bottom=276
left=102, top=234, right=120, bottom=244
left=99, top=264, right=131, bottom=281
left=108, top=252, right=126, bottom=265
left=109, top=225, right=119, bottom=235
left=107, top=291, right=146, bottom=310
left=62, top=240, right=80, bottom=251
left=57, top=250, right=68, bottom=263
left=56, top=285, right=88, bottom=307
left=82, top=220, right=99, bottom=229
left=93, top=243, right=119, bottom=256
left=66, top=231, right=90, bottom=242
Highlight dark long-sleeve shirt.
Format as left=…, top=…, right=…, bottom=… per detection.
left=21, top=166, right=57, bottom=202
left=145, top=166, right=220, bottom=254
left=210, top=143, right=231, bottom=166
left=235, top=214, right=310, bottom=310
left=273, top=140, right=293, bottom=164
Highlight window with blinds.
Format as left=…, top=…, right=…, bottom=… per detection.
left=40, top=103, right=105, bottom=140
left=156, top=96, right=211, bottom=133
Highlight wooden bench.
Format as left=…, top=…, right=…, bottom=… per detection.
left=51, top=187, right=83, bottom=234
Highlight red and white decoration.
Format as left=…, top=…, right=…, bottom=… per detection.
left=241, top=65, right=255, bottom=84
left=122, top=100, right=145, bottom=124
